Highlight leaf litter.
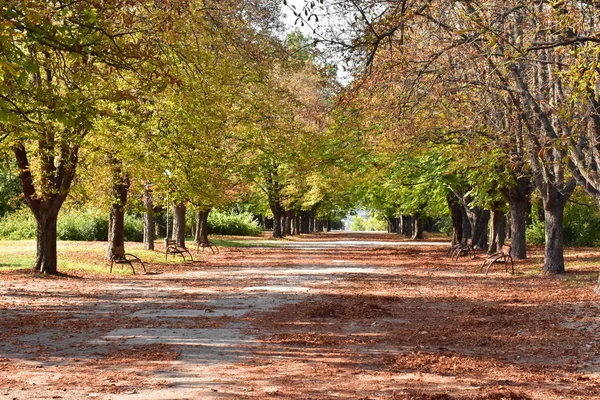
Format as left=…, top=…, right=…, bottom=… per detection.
left=1, top=233, right=600, bottom=399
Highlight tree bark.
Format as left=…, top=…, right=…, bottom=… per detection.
left=488, top=207, right=507, bottom=254
left=283, top=210, right=292, bottom=236
left=447, top=194, right=463, bottom=245
left=401, top=215, right=413, bottom=237
left=172, top=202, right=187, bottom=248
left=460, top=205, right=471, bottom=243
left=503, top=176, right=532, bottom=259
left=194, top=209, right=210, bottom=246
left=300, top=211, right=310, bottom=234
left=509, top=197, right=528, bottom=259
left=143, top=183, right=155, bottom=251
left=270, top=201, right=284, bottom=238
left=542, top=185, right=570, bottom=274
left=412, top=213, right=424, bottom=240
left=13, top=138, right=79, bottom=274
left=471, top=208, right=490, bottom=250
left=315, top=220, right=323, bottom=232
left=106, top=158, right=129, bottom=260
left=292, top=212, right=299, bottom=236
left=34, top=212, right=59, bottom=274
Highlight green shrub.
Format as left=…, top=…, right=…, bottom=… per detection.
left=0, top=209, right=143, bottom=241
left=526, top=219, right=545, bottom=245
left=208, top=210, right=261, bottom=236
left=563, top=203, right=600, bottom=246
left=434, top=215, right=452, bottom=235
left=57, top=211, right=107, bottom=241
left=351, top=216, right=366, bottom=231
left=124, top=214, right=143, bottom=242
left=0, top=209, right=35, bottom=239
left=526, top=201, right=600, bottom=246
left=364, top=215, right=387, bottom=231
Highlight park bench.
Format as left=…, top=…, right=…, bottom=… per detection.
left=195, top=240, right=219, bottom=254
left=164, top=238, right=193, bottom=261
left=109, top=248, right=146, bottom=275
left=480, top=245, right=514, bottom=275
left=448, top=242, right=475, bottom=260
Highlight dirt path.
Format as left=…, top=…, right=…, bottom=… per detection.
left=2, top=233, right=600, bottom=399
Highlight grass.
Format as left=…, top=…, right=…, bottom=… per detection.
left=209, top=238, right=280, bottom=248
left=564, top=272, right=598, bottom=287
left=0, top=236, right=257, bottom=275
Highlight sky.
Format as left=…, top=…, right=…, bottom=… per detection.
left=281, top=0, right=317, bottom=36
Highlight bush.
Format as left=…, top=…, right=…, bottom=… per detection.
left=123, top=214, right=144, bottom=242
left=364, top=215, right=387, bottom=231
left=208, top=210, right=261, bottom=236
left=0, top=209, right=143, bottom=241
left=563, top=203, right=600, bottom=246
left=526, top=201, right=600, bottom=246
left=57, top=211, right=108, bottom=241
left=526, top=219, right=545, bottom=245
left=434, top=215, right=452, bottom=236
left=0, top=209, right=35, bottom=239
left=350, top=216, right=366, bottom=231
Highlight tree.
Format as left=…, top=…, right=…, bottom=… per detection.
left=298, top=0, right=593, bottom=273
left=0, top=1, right=212, bottom=273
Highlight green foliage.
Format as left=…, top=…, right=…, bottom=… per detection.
left=364, top=215, right=387, bottom=231
left=526, top=197, right=600, bottom=246
left=208, top=210, right=262, bottom=236
left=563, top=203, right=600, bottom=247
left=0, top=162, right=22, bottom=217
left=434, top=215, right=453, bottom=236
left=0, top=209, right=35, bottom=240
left=351, top=216, right=366, bottom=231
left=56, top=211, right=108, bottom=241
left=0, top=209, right=143, bottom=241
left=526, top=218, right=545, bottom=246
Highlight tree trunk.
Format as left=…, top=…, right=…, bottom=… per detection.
left=292, top=212, right=299, bottom=235
left=172, top=202, right=186, bottom=248
left=33, top=211, right=59, bottom=274
left=503, top=176, right=532, bottom=259
left=143, top=183, right=155, bottom=251
left=300, top=211, right=310, bottom=234
left=401, top=215, right=413, bottom=237
left=13, top=139, right=79, bottom=275
left=195, top=209, right=210, bottom=246
left=472, top=209, right=490, bottom=250
left=309, top=212, right=315, bottom=233
left=315, top=220, right=323, bottom=232
left=283, top=210, right=292, bottom=236
left=270, top=201, right=284, bottom=238
left=156, top=209, right=166, bottom=238
left=107, top=201, right=126, bottom=260
left=106, top=158, right=129, bottom=260
left=412, top=214, right=424, bottom=240
left=542, top=186, right=570, bottom=274
left=509, top=197, right=528, bottom=259
left=461, top=205, right=471, bottom=243
left=488, top=208, right=507, bottom=254
left=388, top=218, right=399, bottom=233
left=190, top=212, right=196, bottom=238
left=447, top=194, right=463, bottom=245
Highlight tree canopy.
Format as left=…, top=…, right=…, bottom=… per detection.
left=3, top=0, right=600, bottom=278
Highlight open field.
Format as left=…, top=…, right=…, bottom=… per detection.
left=2, top=232, right=600, bottom=399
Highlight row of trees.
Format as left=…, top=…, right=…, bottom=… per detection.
left=0, top=1, right=360, bottom=274
left=5, top=0, right=600, bottom=279
left=295, top=0, right=600, bottom=275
